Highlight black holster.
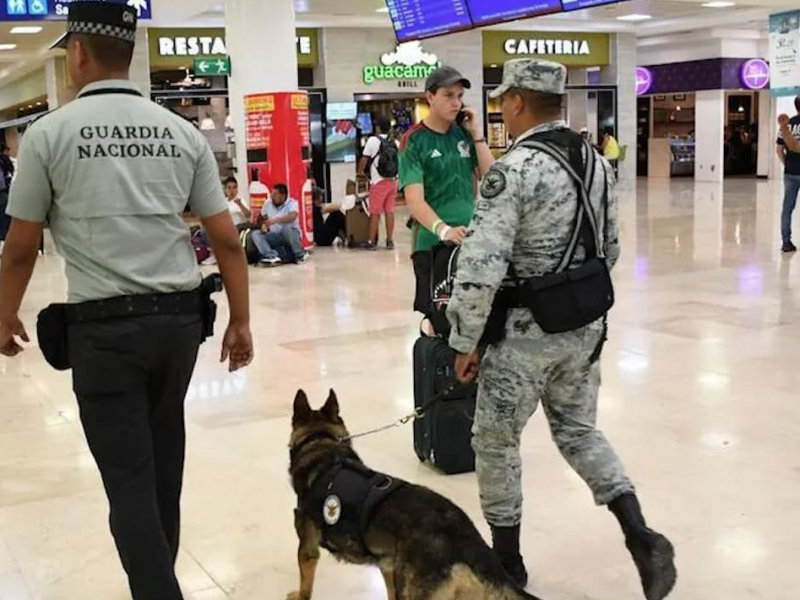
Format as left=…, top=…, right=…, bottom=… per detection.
left=199, top=273, right=223, bottom=342
left=37, top=304, right=71, bottom=371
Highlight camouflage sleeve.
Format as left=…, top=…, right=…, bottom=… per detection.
left=447, top=162, right=524, bottom=354
left=602, top=159, right=621, bottom=271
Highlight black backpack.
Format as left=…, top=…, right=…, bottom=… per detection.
left=375, top=137, right=398, bottom=179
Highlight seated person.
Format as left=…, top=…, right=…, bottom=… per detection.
left=224, top=176, right=252, bottom=231
left=198, top=176, right=251, bottom=265
left=251, top=183, right=307, bottom=266
left=601, top=127, right=621, bottom=160
left=312, top=187, right=346, bottom=247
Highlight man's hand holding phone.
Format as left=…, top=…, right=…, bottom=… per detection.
left=458, top=106, right=483, bottom=142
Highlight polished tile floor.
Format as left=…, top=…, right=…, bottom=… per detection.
left=1, top=177, right=798, bottom=600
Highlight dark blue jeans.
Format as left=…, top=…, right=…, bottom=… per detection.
left=782, top=175, right=800, bottom=244
left=251, top=227, right=305, bottom=261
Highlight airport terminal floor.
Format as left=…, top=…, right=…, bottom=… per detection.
left=1, top=176, right=798, bottom=600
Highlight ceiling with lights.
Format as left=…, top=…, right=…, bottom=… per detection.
left=0, top=0, right=794, bottom=88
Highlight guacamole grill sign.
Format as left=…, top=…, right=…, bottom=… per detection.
left=363, top=42, right=441, bottom=85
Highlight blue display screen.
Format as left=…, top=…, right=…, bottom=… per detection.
left=1, top=0, right=152, bottom=21
left=384, top=0, right=473, bottom=42
left=467, top=0, right=561, bottom=26
left=561, top=0, right=628, bottom=11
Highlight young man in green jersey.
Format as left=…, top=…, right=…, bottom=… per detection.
left=399, top=66, right=496, bottom=318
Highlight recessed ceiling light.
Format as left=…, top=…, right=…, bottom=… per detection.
left=11, top=26, right=43, bottom=34
left=0, top=44, right=17, bottom=51
left=376, top=6, right=389, bottom=12
left=702, top=1, right=736, bottom=7
left=617, top=14, right=652, bottom=22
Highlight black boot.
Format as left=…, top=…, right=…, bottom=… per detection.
left=491, top=525, right=529, bottom=589
left=609, top=494, right=677, bottom=600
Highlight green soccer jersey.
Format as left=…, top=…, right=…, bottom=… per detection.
left=399, top=123, right=478, bottom=252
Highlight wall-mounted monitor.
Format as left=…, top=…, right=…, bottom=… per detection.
left=326, top=103, right=359, bottom=164
left=467, top=0, right=561, bottom=27
left=385, top=0, right=473, bottom=43
left=561, top=0, right=630, bottom=11
left=357, top=113, right=374, bottom=136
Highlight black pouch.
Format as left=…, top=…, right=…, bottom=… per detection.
left=510, top=131, right=615, bottom=336
left=526, top=256, right=614, bottom=334
left=37, top=304, right=71, bottom=371
left=199, top=274, right=223, bottom=342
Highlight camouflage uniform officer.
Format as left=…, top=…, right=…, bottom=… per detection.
left=447, top=59, right=677, bottom=600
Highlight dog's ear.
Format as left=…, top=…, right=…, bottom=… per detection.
left=321, top=389, right=340, bottom=421
left=293, top=390, right=313, bottom=423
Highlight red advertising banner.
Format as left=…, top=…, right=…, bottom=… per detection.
left=244, top=91, right=314, bottom=249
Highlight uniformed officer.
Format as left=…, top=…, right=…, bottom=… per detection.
left=447, top=59, right=677, bottom=600
left=0, top=2, right=253, bottom=598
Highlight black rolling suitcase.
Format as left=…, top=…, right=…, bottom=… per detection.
left=413, top=334, right=477, bottom=475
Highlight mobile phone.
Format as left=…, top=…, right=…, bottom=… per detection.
left=456, top=105, right=468, bottom=127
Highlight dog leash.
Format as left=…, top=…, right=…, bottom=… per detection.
left=339, top=382, right=463, bottom=443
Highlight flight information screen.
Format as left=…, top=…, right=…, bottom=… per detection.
left=467, top=0, right=562, bottom=26
left=385, top=0, right=473, bottom=42
left=561, top=0, right=629, bottom=11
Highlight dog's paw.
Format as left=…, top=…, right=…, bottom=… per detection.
left=286, top=592, right=308, bottom=600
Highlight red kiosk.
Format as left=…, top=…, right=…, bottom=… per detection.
left=244, top=91, right=314, bottom=249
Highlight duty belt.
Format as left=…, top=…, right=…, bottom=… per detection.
left=65, top=290, right=203, bottom=325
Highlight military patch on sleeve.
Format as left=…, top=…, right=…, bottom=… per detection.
left=480, top=168, right=507, bottom=199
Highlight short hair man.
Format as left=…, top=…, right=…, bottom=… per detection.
left=251, top=183, right=307, bottom=266
left=311, top=187, right=346, bottom=247
left=776, top=96, right=800, bottom=253
left=359, top=115, right=398, bottom=250
left=399, top=66, right=496, bottom=320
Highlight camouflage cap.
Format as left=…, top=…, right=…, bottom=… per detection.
left=489, top=59, right=567, bottom=98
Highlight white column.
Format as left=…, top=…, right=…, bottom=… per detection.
left=226, top=0, right=298, bottom=194
left=695, top=90, right=725, bottom=183
left=44, top=57, right=67, bottom=109
left=130, top=28, right=151, bottom=98
left=602, top=33, right=636, bottom=186
left=757, top=89, right=772, bottom=179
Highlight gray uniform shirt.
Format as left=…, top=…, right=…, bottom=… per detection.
left=448, top=120, right=621, bottom=353
left=6, top=80, right=227, bottom=303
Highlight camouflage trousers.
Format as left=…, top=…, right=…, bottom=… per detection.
left=472, top=322, right=635, bottom=528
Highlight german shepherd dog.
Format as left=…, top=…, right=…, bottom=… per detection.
left=288, top=389, right=544, bottom=600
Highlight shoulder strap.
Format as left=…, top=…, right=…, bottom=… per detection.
left=517, top=137, right=605, bottom=272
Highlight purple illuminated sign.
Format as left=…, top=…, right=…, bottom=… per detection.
left=636, top=67, right=653, bottom=96
left=740, top=59, right=770, bottom=90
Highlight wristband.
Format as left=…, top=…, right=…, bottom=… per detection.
left=438, top=225, right=452, bottom=242
left=473, top=138, right=487, bottom=144
left=431, top=219, right=444, bottom=234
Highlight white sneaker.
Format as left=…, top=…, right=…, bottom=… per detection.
left=201, top=255, right=217, bottom=266
left=259, top=256, right=281, bottom=267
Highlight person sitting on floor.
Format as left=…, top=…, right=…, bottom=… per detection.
left=200, top=176, right=251, bottom=266
left=252, top=183, right=307, bottom=266
left=312, top=187, right=346, bottom=247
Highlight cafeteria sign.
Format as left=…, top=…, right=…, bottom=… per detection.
left=363, top=42, right=441, bottom=85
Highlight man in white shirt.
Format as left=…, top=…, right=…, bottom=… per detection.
left=200, top=176, right=250, bottom=265
left=224, top=176, right=251, bottom=228
left=358, top=116, right=398, bottom=250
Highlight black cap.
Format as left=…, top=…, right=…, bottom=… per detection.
left=425, top=66, right=471, bottom=93
left=51, top=0, right=138, bottom=50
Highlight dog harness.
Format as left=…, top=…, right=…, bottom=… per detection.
left=301, top=458, right=405, bottom=557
